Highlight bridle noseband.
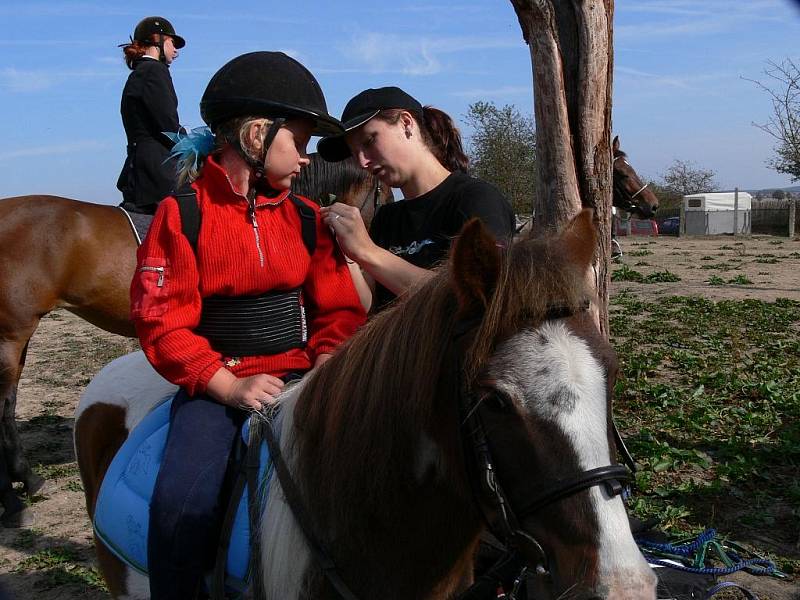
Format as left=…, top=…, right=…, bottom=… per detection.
left=455, top=308, right=631, bottom=577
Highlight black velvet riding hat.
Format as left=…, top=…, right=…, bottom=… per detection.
left=317, top=86, right=422, bottom=162
left=200, top=51, right=343, bottom=137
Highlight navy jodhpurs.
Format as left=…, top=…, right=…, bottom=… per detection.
left=148, top=389, right=247, bottom=600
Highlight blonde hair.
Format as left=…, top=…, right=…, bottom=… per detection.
left=175, top=116, right=274, bottom=186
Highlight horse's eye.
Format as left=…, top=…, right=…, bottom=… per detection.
left=482, top=391, right=513, bottom=412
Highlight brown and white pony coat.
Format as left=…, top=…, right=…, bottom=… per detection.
left=75, top=210, right=656, bottom=599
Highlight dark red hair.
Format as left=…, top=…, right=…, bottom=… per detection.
left=121, top=35, right=159, bottom=70
left=376, top=106, right=469, bottom=173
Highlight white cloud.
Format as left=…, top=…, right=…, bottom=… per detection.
left=0, top=141, right=107, bottom=162
left=0, top=67, right=118, bottom=93
left=617, top=0, right=789, bottom=40
left=341, top=32, right=517, bottom=76
left=451, top=85, right=531, bottom=99
left=615, top=65, right=730, bottom=92
left=0, top=3, right=134, bottom=17
left=0, top=68, right=62, bottom=92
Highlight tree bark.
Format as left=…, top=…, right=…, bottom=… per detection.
left=510, top=0, right=614, bottom=337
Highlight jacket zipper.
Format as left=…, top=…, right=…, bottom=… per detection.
left=224, top=173, right=267, bottom=268
left=249, top=197, right=265, bottom=267
left=139, top=265, right=165, bottom=287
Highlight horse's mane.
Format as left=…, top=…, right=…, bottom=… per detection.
left=291, top=153, right=371, bottom=203
left=290, top=227, right=591, bottom=538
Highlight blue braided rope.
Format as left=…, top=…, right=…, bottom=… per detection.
left=705, top=581, right=759, bottom=599
left=638, top=528, right=717, bottom=556
left=646, top=556, right=775, bottom=576
left=637, top=528, right=777, bottom=576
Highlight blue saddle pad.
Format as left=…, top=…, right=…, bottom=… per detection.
left=93, top=396, right=273, bottom=590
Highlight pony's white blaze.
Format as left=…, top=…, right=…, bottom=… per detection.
left=260, top=381, right=312, bottom=599
left=493, top=321, right=655, bottom=596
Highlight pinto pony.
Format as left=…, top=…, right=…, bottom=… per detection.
left=75, top=210, right=656, bottom=599
left=0, top=154, right=392, bottom=527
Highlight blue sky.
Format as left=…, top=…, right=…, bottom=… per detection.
left=2, top=0, right=800, bottom=204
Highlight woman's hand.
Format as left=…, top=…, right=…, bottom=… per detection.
left=207, top=369, right=285, bottom=411
left=321, top=204, right=376, bottom=263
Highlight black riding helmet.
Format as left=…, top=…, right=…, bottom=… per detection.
left=200, top=52, right=343, bottom=138
left=133, top=16, right=185, bottom=49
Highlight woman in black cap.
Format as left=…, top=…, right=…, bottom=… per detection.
left=117, top=16, right=185, bottom=214
left=131, top=51, right=365, bottom=599
left=317, top=87, right=516, bottom=311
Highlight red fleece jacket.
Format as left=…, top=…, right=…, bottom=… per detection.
left=130, top=156, right=366, bottom=395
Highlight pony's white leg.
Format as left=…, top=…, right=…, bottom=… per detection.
left=260, top=382, right=312, bottom=600
left=118, top=568, right=150, bottom=599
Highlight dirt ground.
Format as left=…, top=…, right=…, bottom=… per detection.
left=0, top=233, right=797, bottom=599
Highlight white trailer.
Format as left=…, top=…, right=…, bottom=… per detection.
left=684, top=192, right=752, bottom=235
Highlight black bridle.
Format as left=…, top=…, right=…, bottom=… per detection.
left=454, top=309, right=631, bottom=578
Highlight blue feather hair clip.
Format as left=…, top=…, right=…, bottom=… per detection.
left=164, top=126, right=216, bottom=182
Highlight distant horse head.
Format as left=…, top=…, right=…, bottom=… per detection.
left=292, top=153, right=394, bottom=229
left=613, top=136, right=659, bottom=219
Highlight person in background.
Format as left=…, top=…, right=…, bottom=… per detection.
left=317, top=86, right=516, bottom=312
left=318, top=87, right=522, bottom=597
left=130, top=51, right=366, bottom=599
left=117, top=16, right=185, bottom=214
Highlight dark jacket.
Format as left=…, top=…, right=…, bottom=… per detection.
left=117, top=57, right=180, bottom=214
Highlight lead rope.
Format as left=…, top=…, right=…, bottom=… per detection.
left=637, top=528, right=782, bottom=577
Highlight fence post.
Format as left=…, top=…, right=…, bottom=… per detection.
left=733, top=187, right=739, bottom=236
left=679, top=200, right=686, bottom=237
left=790, top=199, right=797, bottom=238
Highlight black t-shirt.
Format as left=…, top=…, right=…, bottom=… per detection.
left=369, top=171, right=515, bottom=309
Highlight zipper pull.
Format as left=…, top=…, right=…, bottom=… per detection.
left=249, top=196, right=258, bottom=227
left=138, top=265, right=165, bottom=287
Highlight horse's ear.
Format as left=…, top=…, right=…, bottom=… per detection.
left=612, top=135, right=620, bottom=154
left=451, top=219, right=501, bottom=318
left=560, top=209, right=597, bottom=268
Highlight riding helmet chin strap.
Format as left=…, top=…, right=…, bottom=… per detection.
left=231, top=118, right=286, bottom=186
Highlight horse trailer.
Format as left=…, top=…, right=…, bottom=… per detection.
left=683, top=192, right=752, bottom=235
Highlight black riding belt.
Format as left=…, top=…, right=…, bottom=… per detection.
left=196, top=289, right=307, bottom=357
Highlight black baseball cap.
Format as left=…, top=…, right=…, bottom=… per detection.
left=317, top=86, right=422, bottom=162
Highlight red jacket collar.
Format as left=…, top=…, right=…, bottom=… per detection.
left=196, top=155, right=291, bottom=206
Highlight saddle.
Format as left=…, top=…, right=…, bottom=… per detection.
left=92, top=396, right=274, bottom=593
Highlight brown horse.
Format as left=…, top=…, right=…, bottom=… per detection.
left=0, top=154, right=392, bottom=526
left=75, top=210, right=656, bottom=599
left=613, top=136, right=659, bottom=219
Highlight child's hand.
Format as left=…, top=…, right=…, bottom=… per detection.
left=207, top=368, right=285, bottom=411
left=226, top=374, right=285, bottom=410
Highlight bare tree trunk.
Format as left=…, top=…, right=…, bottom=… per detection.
left=510, top=0, right=614, bottom=337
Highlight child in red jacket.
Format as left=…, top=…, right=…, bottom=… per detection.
left=130, top=52, right=365, bottom=600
